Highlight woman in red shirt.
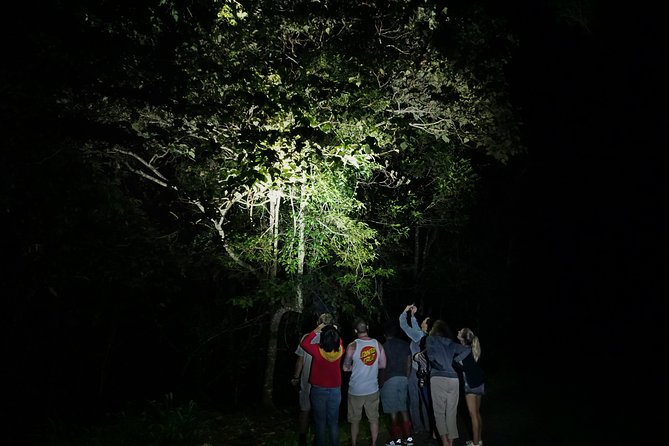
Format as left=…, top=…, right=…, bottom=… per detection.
left=300, top=323, right=344, bottom=446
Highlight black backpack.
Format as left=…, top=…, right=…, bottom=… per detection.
left=413, top=350, right=430, bottom=388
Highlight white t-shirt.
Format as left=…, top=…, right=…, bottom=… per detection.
left=295, top=332, right=320, bottom=389
left=348, top=338, right=380, bottom=396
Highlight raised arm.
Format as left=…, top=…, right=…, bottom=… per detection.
left=300, top=330, right=319, bottom=356
left=399, top=305, right=423, bottom=343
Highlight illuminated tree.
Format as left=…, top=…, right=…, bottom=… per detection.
left=61, top=0, right=521, bottom=405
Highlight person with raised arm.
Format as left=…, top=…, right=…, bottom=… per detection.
left=301, top=322, right=344, bottom=446
left=398, top=304, right=432, bottom=438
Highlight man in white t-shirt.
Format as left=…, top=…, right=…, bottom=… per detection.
left=343, top=319, right=387, bottom=446
left=292, top=313, right=334, bottom=446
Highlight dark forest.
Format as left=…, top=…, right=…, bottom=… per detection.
left=2, top=1, right=665, bottom=445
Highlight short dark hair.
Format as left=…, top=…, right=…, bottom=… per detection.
left=320, top=325, right=341, bottom=352
left=354, top=318, right=368, bottom=334
left=383, top=320, right=399, bottom=337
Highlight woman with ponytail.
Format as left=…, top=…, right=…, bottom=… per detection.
left=456, top=328, right=485, bottom=446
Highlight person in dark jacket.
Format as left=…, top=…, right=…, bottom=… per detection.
left=379, top=320, right=413, bottom=446
left=425, top=320, right=469, bottom=446
left=456, top=328, right=485, bottom=446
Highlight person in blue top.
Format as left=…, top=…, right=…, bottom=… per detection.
left=426, top=319, right=469, bottom=446
left=398, top=304, right=432, bottom=436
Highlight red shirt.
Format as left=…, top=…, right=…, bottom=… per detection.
left=300, top=330, right=343, bottom=388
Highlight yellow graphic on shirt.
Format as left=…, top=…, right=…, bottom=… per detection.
left=359, top=345, right=377, bottom=366
left=320, top=347, right=343, bottom=362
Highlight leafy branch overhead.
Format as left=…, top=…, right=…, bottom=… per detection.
left=61, top=0, right=522, bottom=312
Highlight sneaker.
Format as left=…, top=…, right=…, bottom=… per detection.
left=385, top=439, right=403, bottom=446
left=404, top=437, right=414, bottom=446
left=465, top=442, right=482, bottom=446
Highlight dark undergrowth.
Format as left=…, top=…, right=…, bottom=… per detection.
left=27, top=363, right=549, bottom=446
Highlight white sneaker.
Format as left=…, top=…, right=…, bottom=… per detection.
left=465, top=442, right=482, bottom=446
left=385, top=439, right=402, bottom=446
left=404, top=437, right=414, bottom=446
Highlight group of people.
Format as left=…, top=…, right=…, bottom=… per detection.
left=291, top=305, right=484, bottom=446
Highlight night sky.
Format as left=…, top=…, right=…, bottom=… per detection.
left=3, top=1, right=667, bottom=444
left=501, top=3, right=667, bottom=440
left=511, top=5, right=667, bottom=354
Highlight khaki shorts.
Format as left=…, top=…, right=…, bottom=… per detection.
left=347, top=391, right=380, bottom=423
left=299, top=383, right=311, bottom=411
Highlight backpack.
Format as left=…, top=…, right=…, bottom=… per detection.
left=413, top=350, right=430, bottom=388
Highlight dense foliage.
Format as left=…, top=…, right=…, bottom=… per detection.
left=3, top=0, right=522, bottom=436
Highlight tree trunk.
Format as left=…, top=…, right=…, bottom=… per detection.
left=269, top=190, right=281, bottom=278
left=261, top=183, right=307, bottom=407
left=296, top=181, right=307, bottom=308
left=261, top=306, right=289, bottom=408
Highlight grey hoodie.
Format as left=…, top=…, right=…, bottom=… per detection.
left=426, top=335, right=469, bottom=379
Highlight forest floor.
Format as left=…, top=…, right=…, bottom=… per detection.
left=28, top=357, right=597, bottom=446
left=209, top=397, right=534, bottom=446
left=209, top=358, right=594, bottom=446
left=208, top=366, right=546, bottom=446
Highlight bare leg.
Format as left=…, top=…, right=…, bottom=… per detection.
left=388, top=413, right=401, bottom=439
left=350, top=420, right=360, bottom=446
left=465, top=393, right=483, bottom=444
left=370, top=420, right=379, bottom=446
left=298, top=409, right=310, bottom=434
left=465, top=394, right=482, bottom=445
left=297, top=409, right=309, bottom=446
left=401, top=412, right=412, bottom=438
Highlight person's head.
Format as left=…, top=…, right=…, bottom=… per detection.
left=420, top=316, right=434, bottom=334
left=320, top=324, right=341, bottom=353
left=383, top=320, right=399, bottom=339
left=458, top=327, right=481, bottom=361
left=429, top=319, right=454, bottom=339
left=353, top=318, right=368, bottom=336
left=318, top=313, right=334, bottom=326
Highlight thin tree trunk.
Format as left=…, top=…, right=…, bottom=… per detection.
left=261, top=307, right=289, bottom=408
left=413, top=225, right=420, bottom=302
left=261, top=183, right=307, bottom=407
left=295, top=181, right=307, bottom=308
left=269, top=190, right=281, bottom=278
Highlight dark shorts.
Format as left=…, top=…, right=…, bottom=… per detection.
left=464, top=382, right=485, bottom=395
left=380, top=376, right=408, bottom=413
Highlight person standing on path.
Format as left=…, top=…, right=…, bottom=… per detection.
left=455, top=327, right=485, bottom=446
left=292, top=313, right=335, bottom=446
left=379, top=320, right=414, bottom=446
left=342, top=319, right=387, bottom=446
left=398, top=304, right=432, bottom=435
left=301, top=323, right=344, bottom=446
left=426, top=320, right=469, bottom=446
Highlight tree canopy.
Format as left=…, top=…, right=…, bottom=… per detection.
left=4, top=0, right=523, bottom=419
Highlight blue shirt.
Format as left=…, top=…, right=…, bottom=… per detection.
left=399, top=312, right=424, bottom=370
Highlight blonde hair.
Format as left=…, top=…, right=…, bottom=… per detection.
left=460, top=328, right=481, bottom=362
left=318, top=313, right=334, bottom=325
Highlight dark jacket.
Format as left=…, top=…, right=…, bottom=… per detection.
left=456, top=348, right=485, bottom=388
left=425, top=336, right=468, bottom=379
